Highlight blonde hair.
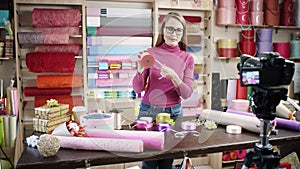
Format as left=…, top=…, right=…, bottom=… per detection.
left=155, top=12, right=188, bottom=51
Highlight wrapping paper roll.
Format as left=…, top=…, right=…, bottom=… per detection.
left=32, top=8, right=81, bottom=28
left=34, top=95, right=83, bottom=110
left=35, top=44, right=82, bottom=55
left=85, top=128, right=165, bottom=150
left=226, top=109, right=300, bottom=131
left=201, top=109, right=261, bottom=133
left=17, top=32, right=43, bottom=44
left=55, top=135, right=144, bottom=153
left=26, top=52, right=75, bottom=73
left=35, top=27, right=80, bottom=35
left=24, top=87, right=72, bottom=96
left=43, top=33, right=69, bottom=44
left=37, top=74, right=82, bottom=88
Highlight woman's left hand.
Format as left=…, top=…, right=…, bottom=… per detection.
left=160, top=64, right=182, bottom=87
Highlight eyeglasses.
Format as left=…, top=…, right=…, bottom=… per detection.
left=165, top=26, right=183, bottom=35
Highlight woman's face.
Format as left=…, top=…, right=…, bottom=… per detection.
left=163, top=17, right=184, bottom=46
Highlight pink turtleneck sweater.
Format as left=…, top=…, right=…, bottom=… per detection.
left=132, top=43, right=194, bottom=108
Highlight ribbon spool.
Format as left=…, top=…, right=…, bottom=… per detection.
left=156, top=122, right=172, bottom=132
left=134, top=120, right=154, bottom=130
left=156, top=113, right=174, bottom=124
left=181, top=121, right=197, bottom=131
left=140, top=54, right=155, bottom=69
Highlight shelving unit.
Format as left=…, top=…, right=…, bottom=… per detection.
left=13, top=0, right=86, bottom=164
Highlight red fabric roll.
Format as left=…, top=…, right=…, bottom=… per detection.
left=26, top=52, right=75, bottom=73
left=35, top=44, right=82, bottom=55
left=24, top=87, right=72, bottom=96
left=34, top=95, right=83, bottom=110
left=37, top=74, right=82, bottom=88
left=32, top=8, right=82, bottom=28
left=236, top=79, right=247, bottom=100
left=35, top=27, right=80, bottom=35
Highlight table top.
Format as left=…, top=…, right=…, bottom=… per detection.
left=16, top=116, right=300, bottom=169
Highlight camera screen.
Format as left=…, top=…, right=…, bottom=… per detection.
left=241, top=70, right=260, bottom=85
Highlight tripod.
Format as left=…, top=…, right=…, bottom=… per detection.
left=242, top=86, right=288, bottom=169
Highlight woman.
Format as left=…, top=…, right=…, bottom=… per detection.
left=132, top=12, right=194, bottom=169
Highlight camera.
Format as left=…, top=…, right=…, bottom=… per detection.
left=237, top=52, right=295, bottom=87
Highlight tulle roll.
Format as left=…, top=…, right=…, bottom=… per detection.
left=35, top=44, right=82, bottom=55
left=37, top=74, right=82, bottom=88
left=26, top=52, right=75, bottom=73
left=55, top=136, right=144, bottom=153
left=201, top=109, right=261, bottom=133
left=24, top=87, right=72, bottom=96
left=85, top=129, right=165, bottom=150
left=32, top=8, right=81, bottom=28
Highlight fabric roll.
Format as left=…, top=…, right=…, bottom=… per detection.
left=26, top=52, right=75, bottom=73
left=32, top=8, right=81, bottom=28
left=34, top=95, right=83, bottom=110
left=37, top=74, right=82, bottom=88
left=24, top=87, right=72, bottom=96
left=226, top=109, right=300, bottom=131
left=201, top=109, right=261, bottom=133
left=43, top=33, right=69, bottom=44
left=35, top=44, right=82, bottom=55
left=17, top=32, right=43, bottom=44
left=55, top=135, right=144, bottom=153
left=85, top=128, right=164, bottom=150
left=35, top=27, right=80, bottom=35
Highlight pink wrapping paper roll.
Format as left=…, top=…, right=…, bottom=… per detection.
left=201, top=109, right=260, bottom=133
left=26, top=52, right=75, bottom=73
left=55, top=135, right=144, bottom=153
left=85, top=129, right=165, bottom=150
left=32, top=8, right=82, bottom=28
left=35, top=27, right=80, bottom=35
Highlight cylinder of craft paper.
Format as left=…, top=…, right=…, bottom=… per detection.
left=55, top=135, right=144, bottom=153
left=226, top=109, right=300, bottom=131
left=85, top=128, right=164, bottom=150
left=201, top=109, right=261, bottom=133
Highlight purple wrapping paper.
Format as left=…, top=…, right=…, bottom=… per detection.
left=226, top=109, right=300, bottom=131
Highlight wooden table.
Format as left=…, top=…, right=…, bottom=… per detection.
left=16, top=117, right=300, bottom=169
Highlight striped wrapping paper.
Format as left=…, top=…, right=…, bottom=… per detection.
left=26, top=52, right=75, bottom=73
left=87, top=26, right=152, bottom=37
left=32, top=8, right=82, bottom=28
left=86, top=36, right=152, bottom=46
left=88, top=45, right=149, bottom=55
left=37, top=74, right=82, bottom=88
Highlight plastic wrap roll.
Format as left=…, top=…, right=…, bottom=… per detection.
left=32, top=8, right=81, bottom=28
left=85, top=128, right=164, bottom=150
left=26, top=52, right=75, bottom=73
left=37, top=74, right=82, bottom=88
left=55, top=136, right=144, bottom=153
left=201, top=109, right=260, bottom=133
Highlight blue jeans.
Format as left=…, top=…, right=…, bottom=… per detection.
left=137, top=102, right=183, bottom=121
left=138, top=102, right=183, bottom=169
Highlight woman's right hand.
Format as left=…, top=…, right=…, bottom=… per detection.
left=137, top=50, right=149, bottom=74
